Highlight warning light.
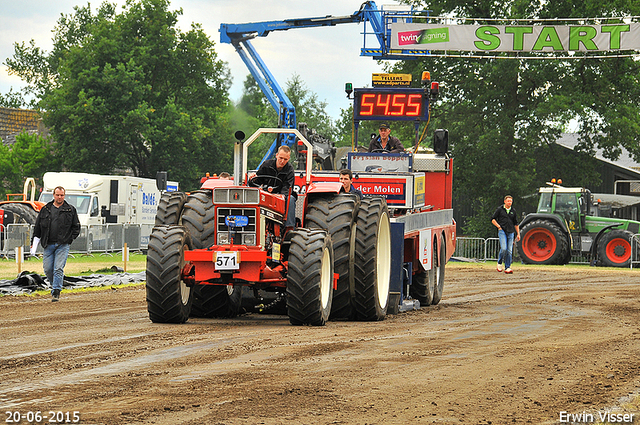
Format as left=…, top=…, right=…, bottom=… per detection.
left=345, top=82, right=353, bottom=98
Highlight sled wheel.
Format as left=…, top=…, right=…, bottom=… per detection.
left=431, top=236, right=446, bottom=305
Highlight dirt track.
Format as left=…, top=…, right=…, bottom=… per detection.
left=1, top=263, right=640, bottom=425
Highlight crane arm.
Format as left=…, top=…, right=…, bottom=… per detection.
left=219, top=1, right=430, bottom=163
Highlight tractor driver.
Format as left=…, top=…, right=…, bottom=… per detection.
left=368, top=123, right=405, bottom=153
left=252, top=145, right=297, bottom=230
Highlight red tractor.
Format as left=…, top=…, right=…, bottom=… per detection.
left=147, top=128, right=394, bottom=325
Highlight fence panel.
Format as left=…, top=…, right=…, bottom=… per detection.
left=3, top=224, right=31, bottom=257
left=485, top=238, right=501, bottom=262
left=452, top=237, right=486, bottom=261
left=632, top=234, right=640, bottom=270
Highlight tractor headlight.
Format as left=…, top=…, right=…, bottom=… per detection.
left=242, top=234, right=256, bottom=246
left=218, top=233, right=230, bottom=245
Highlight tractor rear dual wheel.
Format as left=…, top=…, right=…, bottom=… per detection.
left=410, top=235, right=446, bottom=307
left=1, top=203, right=38, bottom=225
left=352, top=197, right=392, bottom=321
left=431, top=236, right=446, bottom=305
left=598, top=229, right=635, bottom=268
left=155, top=192, right=186, bottom=226
left=517, top=220, right=570, bottom=265
left=286, top=229, right=334, bottom=326
left=305, top=194, right=359, bottom=320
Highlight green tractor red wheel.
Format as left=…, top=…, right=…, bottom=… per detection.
left=517, top=219, right=570, bottom=265
left=597, top=229, right=634, bottom=267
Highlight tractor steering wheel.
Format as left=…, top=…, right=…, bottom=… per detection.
left=248, top=174, right=283, bottom=191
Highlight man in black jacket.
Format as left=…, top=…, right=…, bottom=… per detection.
left=491, top=195, right=521, bottom=274
left=368, top=123, right=405, bottom=153
left=31, top=186, right=81, bottom=301
left=252, top=146, right=297, bottom=229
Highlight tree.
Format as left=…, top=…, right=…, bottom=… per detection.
left=285, top=74, right=336, bottom=139
left=0, top=88, right=34, bottom=109
left=0, top=132, right=60, bottom=199
left=5, top=0, right=233, bottom=188
left=237, top=73, right=338, bottom=169
left=390, top=0, right=640, bottom=236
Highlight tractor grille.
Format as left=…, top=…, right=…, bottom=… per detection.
left=216, top=208, right=257, bottom=246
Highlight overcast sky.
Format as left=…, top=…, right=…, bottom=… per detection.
left=0, top=0, right=406, bottom=120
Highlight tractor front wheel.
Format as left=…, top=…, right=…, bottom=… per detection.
left=517, top=220, right=569, bottom=265
left=146, top=226, right=193, bottom=323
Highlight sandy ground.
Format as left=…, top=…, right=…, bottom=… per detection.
left=1, top=262, right=639, bottom=425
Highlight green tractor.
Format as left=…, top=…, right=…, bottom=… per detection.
left=517, top=183, right=640, bottom=267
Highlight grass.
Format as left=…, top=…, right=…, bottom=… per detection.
left=0, top=252, right=147, bottom=280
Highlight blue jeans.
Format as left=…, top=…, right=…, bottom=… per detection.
left=497, top=229, right=515, bottom=269
left=43, top=243, right=70, bottom=293
left=285, top=196, right=297, bottom=228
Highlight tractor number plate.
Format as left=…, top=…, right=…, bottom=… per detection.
left=215, top=251, right=239, bottom=270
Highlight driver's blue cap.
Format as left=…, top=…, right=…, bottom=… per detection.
left=379, top=123, right=390, bottom=129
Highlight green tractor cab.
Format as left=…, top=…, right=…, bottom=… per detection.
left=517, top=183, right=640, bottom=267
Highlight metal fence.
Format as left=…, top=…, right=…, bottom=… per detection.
left=0, top=224, right=152, bottom=258
left=456, top=234, right=640, bottom=268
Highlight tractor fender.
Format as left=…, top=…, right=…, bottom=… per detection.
left=590, top=222, right=624, bottom=266
left=303, top=181, right=343, bottom=206
left=519, top=213, right=569, bottom=234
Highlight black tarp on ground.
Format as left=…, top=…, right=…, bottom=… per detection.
left=0, top=270, right=146, bottom=295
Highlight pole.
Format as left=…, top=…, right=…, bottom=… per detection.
left=123, top=243, right=128, bottom=273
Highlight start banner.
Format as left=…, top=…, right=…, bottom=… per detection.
left=391, top=22, right=640, bottom=53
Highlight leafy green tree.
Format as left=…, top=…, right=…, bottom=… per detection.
left=285, top=74, right=336, bottom=139
left=5, top=0, right=232, bottom=189
left=237, top=73, right=338, bottom=169
left=0, top=88, right=34, bottom=109
left=0, top=132, right=60, bottom=199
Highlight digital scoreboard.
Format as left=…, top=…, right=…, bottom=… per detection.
left=353, top=88, right=429, bottom=121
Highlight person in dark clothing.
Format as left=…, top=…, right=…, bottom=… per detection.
left=31, top=186, right=81, bottom=301
left=491, top=195, right=521, bottom=274
left=338, top=169, right=363, bottom=200
left=368, top=122, right=405, bottom=153
left=252, top=145, right=297, bottom=228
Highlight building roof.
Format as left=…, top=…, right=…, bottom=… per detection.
left=556, top=133, right=640, bottom=173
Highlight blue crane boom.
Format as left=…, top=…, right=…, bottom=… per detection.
left=219, top=1, right=431, bottom=163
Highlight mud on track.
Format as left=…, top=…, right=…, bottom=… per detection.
left=1, top=262, right=639, bottom=425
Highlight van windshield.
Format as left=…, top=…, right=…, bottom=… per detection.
left=38, top=193, right=92, bottom=214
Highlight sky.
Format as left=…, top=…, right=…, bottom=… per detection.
left=0, top=0, right=406, bottom=121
